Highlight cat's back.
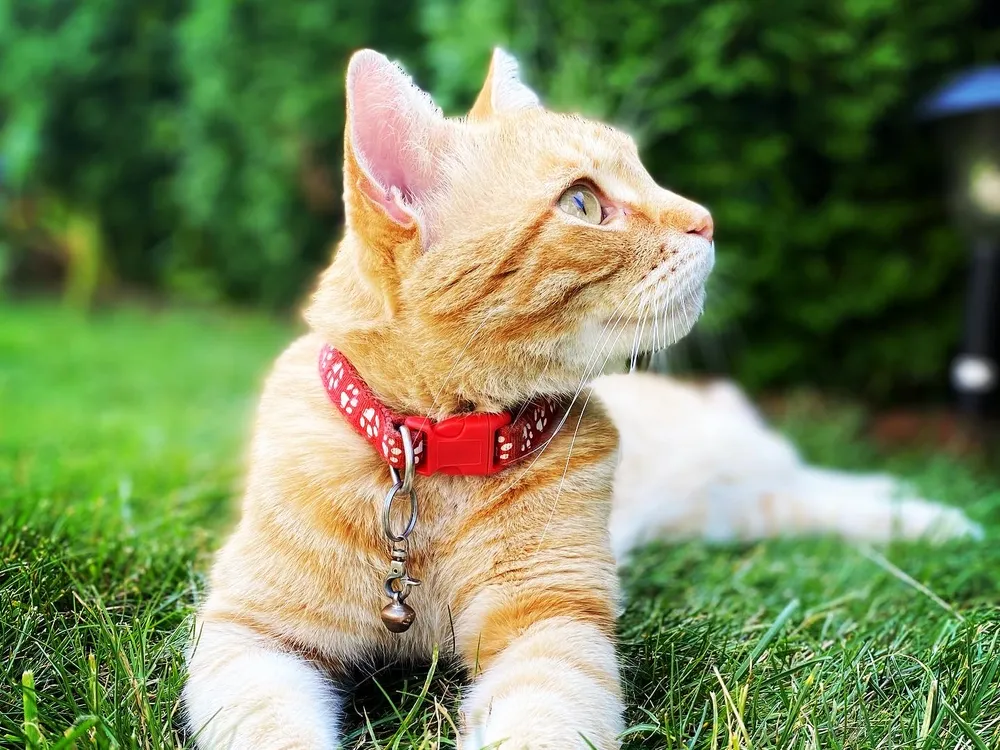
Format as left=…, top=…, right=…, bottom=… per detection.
left=593, top=372, right=772, bottom=454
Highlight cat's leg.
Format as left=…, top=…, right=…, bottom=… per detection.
left=610, top=463, right=982, bottom=557
left=456, top=591, right=624, bottom=750
left=723, top=466, right=984, bottom=544
left=598, top=374, right=982, bottom=558
left=183, top=617, right=342, bottom=750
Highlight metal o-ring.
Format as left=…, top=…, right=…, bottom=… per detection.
left=382, top=481, right=417, bottom=543
left=388, top=424, right=416, bottom=495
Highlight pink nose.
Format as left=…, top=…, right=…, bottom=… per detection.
left=687, top=210, right=714, bottom=242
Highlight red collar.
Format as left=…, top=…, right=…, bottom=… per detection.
left=319, top=345, right=564, bottom=476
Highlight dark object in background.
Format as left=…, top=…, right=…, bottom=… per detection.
left=920, top=66, right=1000, bottom=420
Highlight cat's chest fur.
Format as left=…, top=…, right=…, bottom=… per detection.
left=206, top=333, right=621, bottom=665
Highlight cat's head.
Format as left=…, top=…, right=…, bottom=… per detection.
left=307, top=49, right=714, bottom=414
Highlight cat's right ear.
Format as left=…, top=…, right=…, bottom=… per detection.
left=343, top=50, right=449, bottom=313
left=469, top=48, right=541, bottom=120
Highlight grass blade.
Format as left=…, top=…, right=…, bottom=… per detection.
left=49, top=717, right=99, bottom=750
left=734, top=598, right=800, bottom=680
left=22, top=670, right=45, bottom=750
left=940, top=696, right=989, bottom=750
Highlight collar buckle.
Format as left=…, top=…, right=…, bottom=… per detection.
left=404, top=412, right=513, bottom=476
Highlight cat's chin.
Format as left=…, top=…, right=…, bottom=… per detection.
left=614, top=285, right=707, bottom=355
left=560, top=286, right=706, bottom=384
left=650, top=289, right=707, bottom=349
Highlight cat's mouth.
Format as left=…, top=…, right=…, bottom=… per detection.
left=611, top=256, right=711, bottom=328
left=637, top=240, right=715, bottom=297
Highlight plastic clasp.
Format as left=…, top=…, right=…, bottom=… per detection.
left=405, top=412, right=513, bottom=476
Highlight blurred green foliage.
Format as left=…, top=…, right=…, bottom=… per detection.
left=1, top=0, right=998, bottom=398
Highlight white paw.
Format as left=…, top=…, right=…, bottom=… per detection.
left=461, top=724, right=586, bottom=750
left=462, top=723, right=493, bottom=750
left=461, top=702, right=620, bottom=750
left=895, top=498, right=983, bottom=543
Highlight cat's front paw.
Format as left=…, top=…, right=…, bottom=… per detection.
left=460, top=691, right=622, bottom=750
left=461, top=722, right=612, bottom=750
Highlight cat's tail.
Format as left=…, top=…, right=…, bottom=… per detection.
left=591, top=373, right=983, bottom=562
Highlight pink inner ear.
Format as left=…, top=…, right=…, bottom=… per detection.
left=347, top=51, right=443, bottom=224
left=488, top=49, right=541, bottom=114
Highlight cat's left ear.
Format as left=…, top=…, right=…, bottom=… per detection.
left=469, top=48, right=541, bottom=120
left=344, top=50, right=448, bottom=233
left=343, top=50, right=452, bottom=313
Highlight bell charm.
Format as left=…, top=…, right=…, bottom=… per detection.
left=380, top=595, right=416, bottom=633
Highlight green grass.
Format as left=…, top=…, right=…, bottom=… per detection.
left=2, top=300, right=999, bottom=749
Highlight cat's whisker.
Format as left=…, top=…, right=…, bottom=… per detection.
left=478, top=301, right=635, bottom=513
left=663, top=272, right=677, bottom=351
left=650, top=293, right=660, bottom=358
left=671, top=290, right=692, bottom=358
left=637, top=292, right=651, bottom=366
left=670, top=284, right=681, bottom=352
left=643, top=294, right=655, bottom=361
left=650, top=283, right=661, bottom=354
left=534, top=311, right=638, bottom=549
left=652, top=286, right=661, bottom=354
left=647, top=289, right=660, bottom=350
left=629, top=292, right=648, bottom=372
left=685, top=285, right=701, bottom=337
left=635, top=295, right=650, bottom=370
left=660, top=290, right=669, bottom=351
left=634, top=289, right=656, bottom=366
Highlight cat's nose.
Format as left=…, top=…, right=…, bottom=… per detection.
left=686, top=209, right=714, bottom=243
left=657, top=191, right=714, bottom=242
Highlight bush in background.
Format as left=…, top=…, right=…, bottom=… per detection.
left=1, top=0, right=999, bottom=400
left=0, top=0, right=184, bottom=304
left=0, top=0, right=423, bottom=307
left=171, top=0, right=424, bottom=306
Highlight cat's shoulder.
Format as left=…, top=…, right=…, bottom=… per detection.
left=250, top=332, right=358, bottom=461
left=527, top=387, right=619, bottom=486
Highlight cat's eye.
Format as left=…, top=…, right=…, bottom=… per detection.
left=558, top=185, right=603, bottom=225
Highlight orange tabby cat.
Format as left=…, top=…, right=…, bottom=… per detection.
left=183, top=48, right=713, bottom=749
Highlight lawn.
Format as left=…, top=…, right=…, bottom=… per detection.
left=2, top=301, right=999, bottom=750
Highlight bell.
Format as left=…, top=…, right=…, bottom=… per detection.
left=380, top=597, right=416, bottom=633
